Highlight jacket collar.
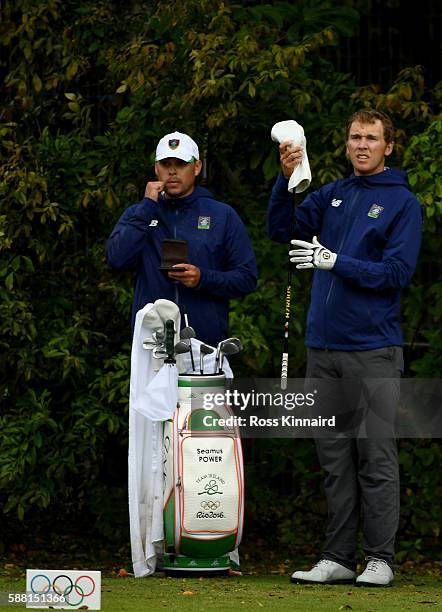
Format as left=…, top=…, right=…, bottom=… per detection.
left=162, top=185, right=213, bottom=207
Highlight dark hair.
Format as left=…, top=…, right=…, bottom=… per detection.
left=345, top=109, right=395, bottom=143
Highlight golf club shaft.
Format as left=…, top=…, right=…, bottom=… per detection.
left=281, top=268, right=291, bottom=390
left=214, top=344, right=221, bottom=374
left=183, top=310, right=195, bottom=371
left=281, top=191, right=296, bottom=390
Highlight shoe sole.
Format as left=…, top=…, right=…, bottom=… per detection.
left=290, top=577, right=355, bottom=585
left=355, top=581, right=393, bottom=588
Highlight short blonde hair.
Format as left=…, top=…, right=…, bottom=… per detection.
left=345, top=109, right=395, bottom=143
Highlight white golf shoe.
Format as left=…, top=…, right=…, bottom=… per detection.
left=355, top=557, right=394, bottom=587
left=290, top=559, right=356, bottom=584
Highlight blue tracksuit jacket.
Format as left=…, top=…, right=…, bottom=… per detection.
left=267, top=169, right=422, bottom=350
left=106, top=186, right=257, bottom=346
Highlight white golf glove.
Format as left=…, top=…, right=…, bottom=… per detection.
left=289, top=236, right=337, bottom=270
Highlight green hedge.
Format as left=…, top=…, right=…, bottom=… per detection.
left=0, top=0, right=441, bottom=558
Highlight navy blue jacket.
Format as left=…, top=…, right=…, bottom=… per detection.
left=267, top=170, right=422, bottom=350
left=106, top=186, right=257, bottom=346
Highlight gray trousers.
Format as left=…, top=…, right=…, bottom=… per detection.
left=306, top=347, right=404, bottom=570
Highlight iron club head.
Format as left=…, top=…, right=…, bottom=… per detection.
left=143, top=337, right=164, bottom=350
left=219, top=341, right=240, bottom=373
left=199, top=343, right=214, bottom=375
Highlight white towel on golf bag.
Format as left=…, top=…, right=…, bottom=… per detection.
left=271, top=120, right=312, bottom=193
left=132, top=363, right=178, bottom=421
left=128, top=302, right=236, bottom=577
left=129, top=302, right=170, bottom=577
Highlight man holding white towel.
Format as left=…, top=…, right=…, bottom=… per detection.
left=267, top=110, right=422, bottom=587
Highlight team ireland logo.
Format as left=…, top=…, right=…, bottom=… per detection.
left=198, top=216, right=211, bottom=230
left=168, top=138, right=179, bottom=150
left=367, top=203, right=384, bottom=218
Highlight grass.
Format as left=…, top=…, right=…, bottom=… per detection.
left=0, top=571, right=440, bottom=611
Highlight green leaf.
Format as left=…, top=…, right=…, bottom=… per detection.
left=5, top=273, right=13, bottom=290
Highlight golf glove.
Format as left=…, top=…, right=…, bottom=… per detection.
left=289, top=236, right=337, bottom=270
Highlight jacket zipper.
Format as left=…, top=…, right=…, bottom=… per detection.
left=174, top=208, right=179, bottom=305
left=324, top=186, right=361, bottom=348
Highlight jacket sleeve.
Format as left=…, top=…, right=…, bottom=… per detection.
left=266, top=173, right=326, bottom=242
left=106, top=199, right=158, bottom=271
left=332, top=198, right=422, bottom=289
left=196, top=209, right=257, bottom=299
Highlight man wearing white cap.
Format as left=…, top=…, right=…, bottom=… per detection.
left=106, top=131, right=257, bottom=347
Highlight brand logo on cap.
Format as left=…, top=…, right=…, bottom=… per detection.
left=168, top=139, right=179, bottom=150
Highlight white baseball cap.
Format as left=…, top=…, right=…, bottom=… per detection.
left=155, top=131, right=199, bottom=162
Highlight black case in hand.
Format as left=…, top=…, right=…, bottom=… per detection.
left=159, top=239, right=188, bottom=272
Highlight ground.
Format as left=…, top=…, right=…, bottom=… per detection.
left=0, top=560, right=440, bottom=611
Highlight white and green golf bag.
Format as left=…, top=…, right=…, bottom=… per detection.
left=163, top=374, right=244, bottom=575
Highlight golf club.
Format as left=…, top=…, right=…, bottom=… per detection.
left=219, top=341, right=241, bottom=374
left=153, top=330, right=164, bottom=343
left=213, top=338, right=240, bottom=374
left=143, top=337, right=164, bottom=350
left=228, top=337, right=243, bottom=351
left=174, top=341, right=191, bottom=355
left=199, top=344, right=214, bottom=375
left=180, top=319, right=196, bottom=371
left=164, top=319, right=176, bottom=364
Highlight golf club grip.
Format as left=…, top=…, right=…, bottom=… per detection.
left=281, top=352, right=289, bottom=390
left=164, top=319, right=175, bottom=359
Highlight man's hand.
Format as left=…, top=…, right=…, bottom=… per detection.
left=145, top=181, right=165, bottom=201
left=279, top=141, right=303, bottom=179
left=289, top=236, right=337, bottom=270
left=168, top=263, right=201, bottom=288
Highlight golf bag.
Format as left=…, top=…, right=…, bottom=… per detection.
left=163, top=374, right=244, bottom=575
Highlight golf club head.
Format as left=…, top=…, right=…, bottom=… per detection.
left=143, top=337, right=164, bottom=350
left=228, top=337, right=243, bottom=351
left=174, top=341, right=191, bottom=355
left=221, top=341, right=240, bottom=356
left=152, top=347, right=167, bottom=359
left=153, top=330, right=164, bottom=342
left=199, top=343, right=214, bottom=375
left=200, top=344, right=214, bottom=356
left=222, top=337, right=243, bottom=351
left=219, top=341, right=240, bottom=373
left=180, top=326, right=196, bottom=341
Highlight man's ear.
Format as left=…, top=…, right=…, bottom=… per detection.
left=385, top=141, right=394, bottom=157
left=194, top=160, right=203, bottom=177
left=154, top=162, right=159, bottom=178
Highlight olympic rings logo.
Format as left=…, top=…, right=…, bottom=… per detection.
left=30, top=574, right=96, bottom=607
left=200, top=500, right=220, bottom=511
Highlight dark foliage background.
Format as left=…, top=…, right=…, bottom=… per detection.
left=0, top=0, right=441, bottom=563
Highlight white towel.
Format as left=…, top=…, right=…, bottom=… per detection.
left=132, top=362, right=178, bottom=421
left=128, top=303, right=165, bottom=577
left=271, top=120, right=312, bottom=193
